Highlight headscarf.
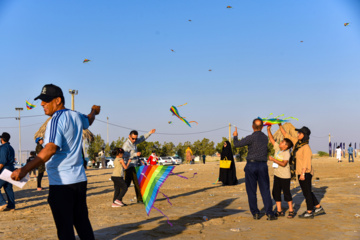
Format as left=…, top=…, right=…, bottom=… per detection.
left=221, top=141, right=234, bottom=161
left=289, top=133, right=310, bottom=180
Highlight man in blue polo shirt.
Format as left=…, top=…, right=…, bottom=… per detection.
left=12, top=84, right=100, bottom=240
left=0, top=132, right=15, bottom=211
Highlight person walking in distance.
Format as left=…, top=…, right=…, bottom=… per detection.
left=0, top=132, right=16, bottom=211
left=35, top=137, right=46, bottom=191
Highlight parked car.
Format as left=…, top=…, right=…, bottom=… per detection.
left=99, top=157, right=114, bottom=168
left=169, top=156, right=182, bottom=165
left=158, top=157, right=173, bottom=166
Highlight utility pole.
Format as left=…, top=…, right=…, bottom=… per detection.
left=229, top=123, right=231, bottom=143
left=107, top=117, right=109, bottom=145
left=15, top=107, right=23, bottom=164
left=68, top=89, right=78, bottom=110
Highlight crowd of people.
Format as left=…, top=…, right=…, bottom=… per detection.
left=0, top=84, right=331, bottom=238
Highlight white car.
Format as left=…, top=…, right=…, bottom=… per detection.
left=170, top=156, right=182, bottom=165
left=158, top=157, right=173, bottom=166
left=99, top=157, right=114, bottom=168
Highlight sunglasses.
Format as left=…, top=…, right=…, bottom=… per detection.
left=131, top=137, right=138, bottom=140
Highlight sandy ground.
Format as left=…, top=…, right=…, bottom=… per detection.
left=0, top=157, right=359, bottom=240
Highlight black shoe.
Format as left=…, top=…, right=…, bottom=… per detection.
left=313, top=206, right=326, bottom=216
left=266, top=214, right=278, bottom=220
left=275, top=211, right=285, bottom=217
left=253, top=213, right=260, bottom=220
left=298, top=211, right=314, bottom=219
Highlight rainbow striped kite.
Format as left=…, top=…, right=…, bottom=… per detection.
left=136, top=165, right=174, bottom=225
left=259, top=114, right=298, bottom=126
left=170, top=106, right=191, bottom=127
left=26, top=101, right=36, bottom=110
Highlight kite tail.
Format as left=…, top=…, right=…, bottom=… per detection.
left=152, top=206, right=173, bottom=226
left=159, top=191, right=172, bottom=206
left=212, top=178, right=219, bottom=184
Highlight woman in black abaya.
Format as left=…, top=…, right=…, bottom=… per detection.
left=219, top=141, right=237, bottom=186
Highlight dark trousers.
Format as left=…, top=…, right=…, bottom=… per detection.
left=244, top=162, right=273, bottom=215
left=0, top=179, right=15, bottom=209
left=37, top=172, right=44, bottom=188
left=48, top=181, right=95, bottom=240
left=111, top=176, right=128, bottom=202
left=298, top=174, right=319, bottom=211
left=272, top=176, right=292, bottom=202
left=203, top=159, right=205, bottom=164
left=125, top=167, right=142, bottom=201
left=349, top=154, right=354, bottom=162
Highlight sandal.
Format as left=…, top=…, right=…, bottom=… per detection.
left=287, top=211, right=295, bottom=219
left=276, top=211, right=285, bottom=217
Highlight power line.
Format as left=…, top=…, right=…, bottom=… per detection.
left=0, top=114, right=44, bottom=120
left=0, top=122, right=43, bottom=129
left=96, top=119, right=229, bottom=135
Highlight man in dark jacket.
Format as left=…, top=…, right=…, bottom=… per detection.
left=233, top=119, right=277, bottom=221
left=0, top=132, right=15, bottom=211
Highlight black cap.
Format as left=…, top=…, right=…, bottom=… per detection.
left=34, top=84, right=63, bottom=102
left=0, top=132, right=10, bottom=142
left=295, top=126, right=311, bottom=136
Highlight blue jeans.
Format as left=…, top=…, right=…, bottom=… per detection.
left=349, top=154, right=354, bottom=162
left=244, top=161, right=274, bottom=216
left=0, top=179, right=15, bottom=209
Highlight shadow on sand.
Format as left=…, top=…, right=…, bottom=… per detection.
left=94, top=198, right=243, bottom=240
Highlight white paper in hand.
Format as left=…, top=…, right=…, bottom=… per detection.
left=0, top=169, right=30, bottom=188
left=272, top=162, right=279, bottom=168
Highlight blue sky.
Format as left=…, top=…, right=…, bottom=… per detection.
left=0, top=0, right=359, bottom=155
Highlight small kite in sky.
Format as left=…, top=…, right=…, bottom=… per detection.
left=170, top=49, right=175, bottom=52
left=259, top=114, right=298, bottom=126
left=226, top=6, right=232, bottom=8
left=177, top=103, right=188, bottom=107
left=300, top=41, right=303, bottom=43
left=188, top=19, right=192, bottom=22
left=168, top=121, right=172, bottom=124
left=26, top=101, right=36, bottom=110
left=189, top=121, right=198, bottom=125
left=344, top=23, right=349, bottom=26
left=170, top=106, right=191, bottom=127
left=208, top=69, right=212, bottom=72
left=83, top=59, right=91, bottom=63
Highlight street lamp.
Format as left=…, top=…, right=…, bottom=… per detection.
left=15, top=107, right=23, bottom=164
left=68, top=89, right=78, bottom=110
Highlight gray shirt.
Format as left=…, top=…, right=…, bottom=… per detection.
left=122, top=132, right=151, bottom=168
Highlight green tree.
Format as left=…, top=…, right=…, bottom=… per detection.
left=175, top=141, right=192, bottom=159
left=138, top=141, right=161, bottom=158
left=216, top=137, right=248, bottom=162
left=193, top=138, right=216, bottom=156
left=109, top=137, right=126, bottom=156
left=160, top=142, right=175, bottom=156
left=87, top=134, right=105, bottom=160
